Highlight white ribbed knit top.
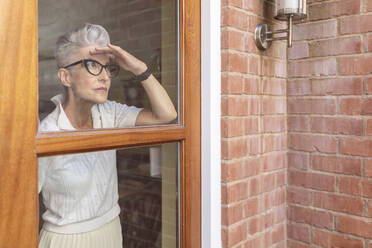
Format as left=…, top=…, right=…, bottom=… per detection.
left=38, top=94, right=142, bottom=234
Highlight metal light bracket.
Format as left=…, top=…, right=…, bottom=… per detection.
left=254, top=14, right=293, bottom=51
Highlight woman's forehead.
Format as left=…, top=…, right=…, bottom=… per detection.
left=75, top=46, right=110, bottom=63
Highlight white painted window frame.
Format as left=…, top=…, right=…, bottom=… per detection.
left=201, top=0, right=221, bottom=247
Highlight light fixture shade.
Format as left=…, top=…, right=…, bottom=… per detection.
left=275, top=0, right=307, bottom=21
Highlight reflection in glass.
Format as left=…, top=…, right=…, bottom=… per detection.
left=38, top=143, right=179, bottom=248
left=38, top=0, right=179, bottom=126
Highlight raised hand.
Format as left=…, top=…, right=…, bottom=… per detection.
left=90, top=44, right=147, bottom=76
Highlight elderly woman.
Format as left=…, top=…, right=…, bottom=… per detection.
left=38, top=23, right=177, bottom=248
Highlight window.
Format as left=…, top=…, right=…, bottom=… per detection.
left=0, top=0, right=200, bottom=247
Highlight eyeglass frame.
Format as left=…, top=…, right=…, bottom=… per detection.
left=62, top=59, right=120, bottom=78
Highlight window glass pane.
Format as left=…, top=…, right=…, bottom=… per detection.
left=38, top=0, right=179, bottom=130
left=38, top=142, right=179, bottom=248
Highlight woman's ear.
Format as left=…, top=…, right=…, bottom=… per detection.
left=57, top=68, right=72, bottom=88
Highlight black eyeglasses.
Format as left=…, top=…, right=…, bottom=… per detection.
left=63, top=59, right=120, bottom=78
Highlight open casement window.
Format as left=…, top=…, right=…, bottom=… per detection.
left=0, top=0, right=200, bottom=247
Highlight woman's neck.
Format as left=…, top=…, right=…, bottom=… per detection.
left=62, top=97, right=94, bottom=129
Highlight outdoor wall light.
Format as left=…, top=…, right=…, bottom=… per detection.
left=254, top=0, right=307, bottom=51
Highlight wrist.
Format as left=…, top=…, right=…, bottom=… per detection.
left=132, top=63, right=147, bottom=76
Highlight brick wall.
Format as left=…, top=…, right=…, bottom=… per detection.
left=221, top=0, right=288, bottom=247
left=288, top=0, right=372, bottom=247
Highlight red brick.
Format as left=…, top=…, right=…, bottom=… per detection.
left=313, top=229, right=329, bottom=247
left=221, top=160, right=245, bottom=183
left=338, top=56, right=372, bottom=75
left=314, top=229, right=364, bottom=248
left=222, top=203, right=243, bottom=225
left=247, top=136, right=261, bottom=155
left=367, top=78, right=372, bottom=94
left=312, top=155, right=362, bottom=176
left=263, top=116, right=286, bottom=133
left=262, top=173, right=277, bottom=193
left=339, top=176, right=361, bottom=196
left=262, top=97, right=286, bottom=114
left=221, top=118, right=244, bottom=138
left=221, top=181, right=248, bottom=204
left=221, top=138, right=248, bottom=159
left=366, top=160, right=372, bottom=178
left=368, top=35, right=372, bottom=52
left=289, top=58, right=337, bottom=77
left=340, top=137, right=372, bottom=157
left=243, top=0, right=262, bottom=15
left=368, top=201, right=372, bottom=217
left=249, top=176, right=261, bottom=196
left=309, top=0, right=360, bottom=21
left=221, top=52, right=248, bottom=73
left=248, top=217, right=264, bottom=235
left=221, top=0, right=243, bottom=8
left=245, top=34, right=259, bottom=54
left=221, top=7, right=248, bottom=31
left=263, top=39, right=287, bottom=60
left=263, top=134, right=286, bottom=153
left=248, top=216, right=264, bottom=235
left=313, top=192, right=363, bottom=216
left=287, top=240, right=311, bottom=248
left=288, top=79, right=311, bottom=96
left=340, top=14, right=372, bottom=34
left=261, top=58, right=286, bottom=78
left=245, top=157, right=261, bottom=177
left=288, top=42, right=309, bottom=60
left=274, top=205, right=287, bottom=224
left=288, top=223, right=311, bottom=243
left=221, top=96, right=259, bottom=116
left=288, top=152, right=309, bottom=170
left=244, top=117, right=259, bottom=134
left=293, top=19, right=337, bottom=41
left=263, top=211, right=274, bottom=229
left=288, top=98, right=336, bottom=114
left=339, top=98, right=363, bottom=115
left=263, top=153, right=286, bottom=172
left=243, top=77, right=260, bottom=95
left=243, top=197, right=259, bottom=218
left=248, top=55, right=260, bottom=75
left=288, top=116, right=310, bottom=132
left=289, top=205, right=333, bottom=229
left=309, top=36, right=362, bottom=57
left=289, top=170, right=336, bottom=192
left=367, top=119, right=372, bottom=135
left=289, top=134, right=338, bottom=153
left=221, top=28, right=245, bottom=52
left=287, top=186, right=311, bottom=205
left=221, top=73, right=243, bottom=94
left=262, top=78, right=286, bottom=96
left=337, top=215, right=372, bottom=239
left=272, top=224, right=285, bottom=245
left=369, top=0, right=372, bottom=12
left=263, top=188, right=286, bottom=210
left=311, top=78, right=363, bottom=95
left=339, top=98, right=372, bottom=115
left=362, top=180, right=372, bottom=198
left=311, top=117, right=363, bottom=135
left=246, top=14, right=261, bottom=33
left=222, top=222, right=247, bottom=247
left=245, top=235, right=263, bottom=248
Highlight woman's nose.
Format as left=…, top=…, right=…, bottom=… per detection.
left=99, top=69, right=110, bottom=81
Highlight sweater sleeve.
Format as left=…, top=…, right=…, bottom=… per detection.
left=102, top=100, right=143, bottom=128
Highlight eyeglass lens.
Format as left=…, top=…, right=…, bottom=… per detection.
left=84, top=60, right=119, bottom=78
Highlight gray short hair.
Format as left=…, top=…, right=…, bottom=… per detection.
left=55, top=23, right=110, bottom=68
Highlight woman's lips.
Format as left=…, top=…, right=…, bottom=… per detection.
left=95, top=87, right=107, bottom=92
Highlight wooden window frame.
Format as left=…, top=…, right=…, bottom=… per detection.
left=0, top=0, right=200, bottom=247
